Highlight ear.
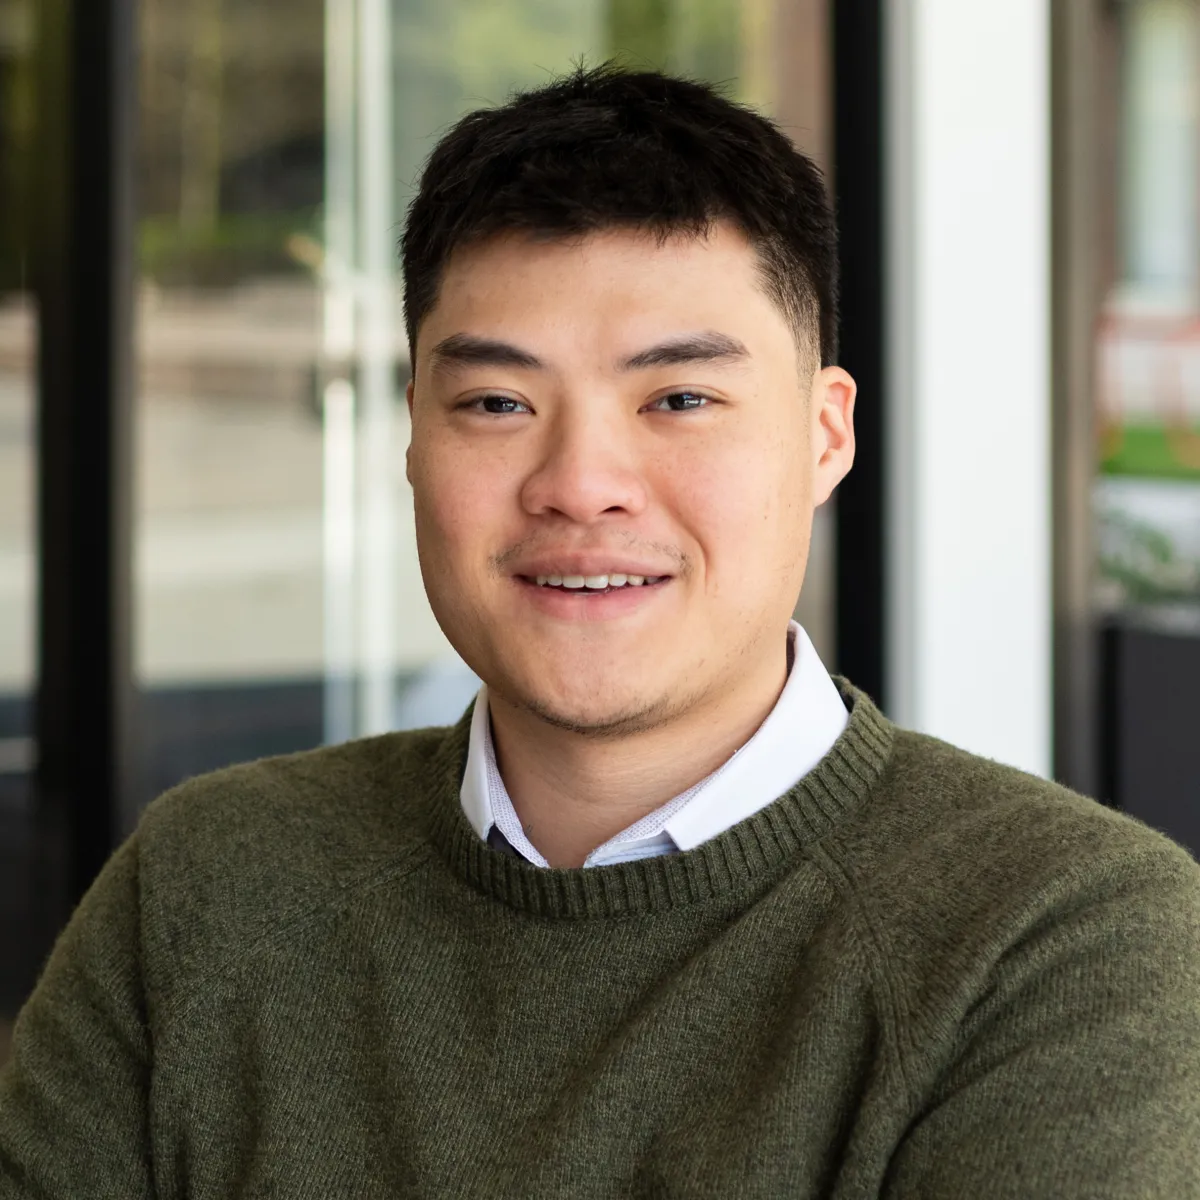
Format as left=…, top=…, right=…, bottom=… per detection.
left=405, top=378, right=416, bottom=486
left=810, top=366, right=856, bottom=506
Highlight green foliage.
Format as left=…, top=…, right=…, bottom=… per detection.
left=607, top=0, right=671, bottom=67
left=1099, top=507, right=1200, bottom=605
left=607, top=0, right=741, bottom=85
left=138, top=210, right=321, bottom=287
left=671, top=0, right=741, bottom=85
left=391, top=0, right=602, bottom=210
left=0, top=4, right=37, bottom=296
left=129, top=0, right=754, bottom=286
left=390, top=0, right=745, bottom=215
left=1100, top=422, right=1200, bottom=481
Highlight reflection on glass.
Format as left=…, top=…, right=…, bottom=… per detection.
left=1120, top=0, right=1197, bottom=295
left=0, top=289, right=32, bottom=750
left=134, top=0, right=833, bottom=800
left=0, top=0, right=37, bottom=1024
left=1096, top=0, right=1200, bottom=616
left=136, top=0, right=329, bottom=799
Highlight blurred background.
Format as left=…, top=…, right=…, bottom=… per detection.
left=1, top=0, right=1198, bottom=1051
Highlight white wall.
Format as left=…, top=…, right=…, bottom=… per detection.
left=885, top=0, right=1052, bottom=776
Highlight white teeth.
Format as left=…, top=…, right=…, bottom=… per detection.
left=533, top=571, right=661, bottom=589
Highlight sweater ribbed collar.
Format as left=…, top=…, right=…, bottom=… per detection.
left=423, top=681, right=894, bottom=920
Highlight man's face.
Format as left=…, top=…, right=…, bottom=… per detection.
left=407, top=223, right=855, bottom=735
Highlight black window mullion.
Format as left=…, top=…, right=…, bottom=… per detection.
left=832, top=0, right=887, bottom=704
left=34, top=0, right=138, bottom=934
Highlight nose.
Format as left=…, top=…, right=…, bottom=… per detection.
left=519, top=405, right=648, bottom=524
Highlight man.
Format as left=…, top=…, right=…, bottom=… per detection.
left=2, top=66, right=1198, bottom=1199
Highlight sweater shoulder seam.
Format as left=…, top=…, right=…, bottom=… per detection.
left=808, top=838, right=916, bottom=1108
left=155, top=842, right=431, bottom=1034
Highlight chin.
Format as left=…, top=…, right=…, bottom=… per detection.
left=512, top=673, right=673, bottom=739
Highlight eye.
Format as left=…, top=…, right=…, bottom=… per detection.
left=646, top=391, right=712, bottom=413
left=464, top=394, right=531, bottom=415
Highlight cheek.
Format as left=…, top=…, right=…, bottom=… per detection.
left=666, top=431, right=810, bottom=585
left=411, top=444, right=495, bottom=574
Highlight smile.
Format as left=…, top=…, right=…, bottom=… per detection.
left=529, top=574, right=668, bottom=590
left=515, top=573, right=672, bottom=613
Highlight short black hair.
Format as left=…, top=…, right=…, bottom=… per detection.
left=401, top=64, right=838, bottom=367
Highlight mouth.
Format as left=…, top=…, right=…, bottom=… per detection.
left=519, top=572, right=671, bottom=596
left=512, top=571, right=673, bottom=615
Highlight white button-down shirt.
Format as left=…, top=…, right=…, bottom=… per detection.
left=460, top=621, right=849, bottom=867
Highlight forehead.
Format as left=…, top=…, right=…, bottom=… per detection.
left=418, top=223, right=794, bottom=363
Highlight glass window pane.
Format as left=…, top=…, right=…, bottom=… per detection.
left=1096, top=0, right=1200, bottom=619
left=0, top=0, right=37, bottom=1045
left=136, top=0, right=328, bottom=800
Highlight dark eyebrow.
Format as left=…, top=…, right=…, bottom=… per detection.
left=620, top=331, right=750, bottom=371
left=428, top=330, right=750, bottom=375
left=428, top=333, right=544, bottom=373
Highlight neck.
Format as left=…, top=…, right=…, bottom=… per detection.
left=486, top=641, right=790, bottom=868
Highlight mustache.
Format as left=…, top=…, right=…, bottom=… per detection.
left=491, top=532, right=688, bottom=575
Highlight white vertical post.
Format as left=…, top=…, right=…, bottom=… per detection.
left=356, top=0, right=398, bottom=735
left=885, top=0, right=1053, bottom=776
left=322, top=0, right=358, bottom=744
left=322, top=378, right=357, bottom=744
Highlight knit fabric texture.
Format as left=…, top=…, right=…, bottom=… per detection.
left=1, top=684, right=1198, bottom=1198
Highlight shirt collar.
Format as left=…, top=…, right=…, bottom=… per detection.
left=459, top=621, right=848, bottom=864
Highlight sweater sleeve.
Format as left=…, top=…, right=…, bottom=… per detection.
left=0, top=836, right=154, bottom=1198
left=882, top=840, right=1200, bottom=1200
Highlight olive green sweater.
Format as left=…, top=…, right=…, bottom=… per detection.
left=2, top=687, right=1199, bottom=1198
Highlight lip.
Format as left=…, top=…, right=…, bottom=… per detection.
left=508, top=557, right=676, bottom=580
left=513, top=574, right=670, bottom=620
